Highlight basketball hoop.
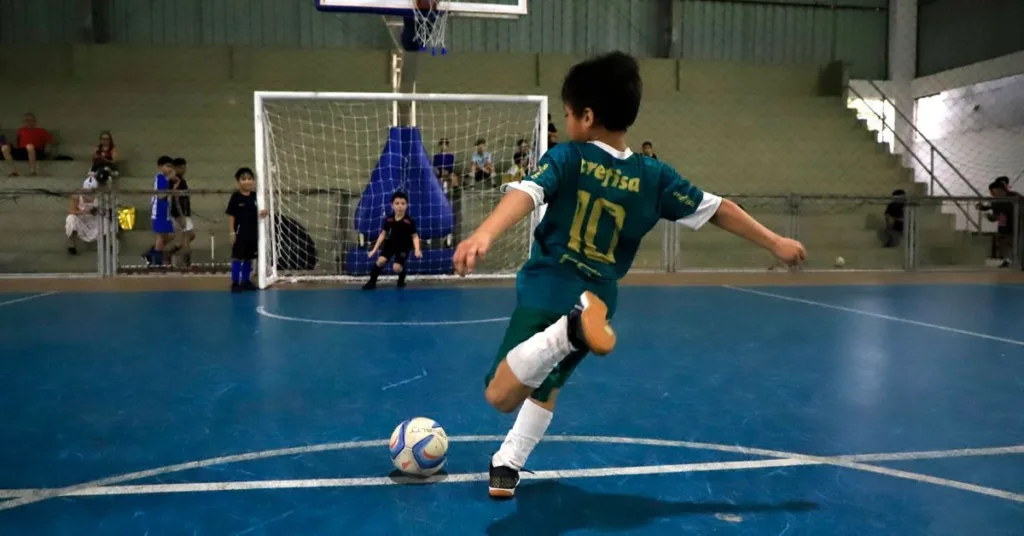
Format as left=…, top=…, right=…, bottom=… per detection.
left=412, top=0, right=449, bottom=56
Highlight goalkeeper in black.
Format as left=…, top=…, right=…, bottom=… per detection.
left=363, top=191, right=422, bottom=290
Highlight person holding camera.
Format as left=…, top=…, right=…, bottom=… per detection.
left=65, top=174, right=102, bottom=255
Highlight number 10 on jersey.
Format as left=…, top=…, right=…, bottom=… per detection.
left=568, top=190, right=626, bottom=265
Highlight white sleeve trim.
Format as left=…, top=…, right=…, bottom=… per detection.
left=501, top=181, right=546, bottom=208
left=676, top=192, right=722, bottom=230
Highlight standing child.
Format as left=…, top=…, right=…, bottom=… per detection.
left=145, top=156, right=177, bottom=267
left=169, top=157, right=195, bottom=267
left=226, top=167, right=267, bottom=291
left=452, top=51, right=807, bottom=499
left=363, top=191, right=423, bottom=290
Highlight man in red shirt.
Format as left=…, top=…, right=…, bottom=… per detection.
left=2, top=112, right=53, bottom=176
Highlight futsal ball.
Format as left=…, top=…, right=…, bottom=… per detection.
left=835, top=256, right=846, bottom=268
left=389, top=417, right=449, bottom=477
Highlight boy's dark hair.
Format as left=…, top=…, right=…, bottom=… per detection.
left=562, top=51, right=642, bottom=132
left=989, top=180, right=1007, bottom=192
left=995, top=176, right=1010, bottom=186
left=438, top=137, right=449, bottom=146
left=516, top=138, right=527, bottom=146
left=642, top=141, right=653, bottom=148
left=235, top=167, right=254, bottom=180
left=172, top=157, right=187, bottom=166
left=157, top=155, right=174, bottom=166
left=892, top=189, right=905, bottom=196
left=475, top=138, right=486, bottom=146
left=392, top=191, right=408, bottom=202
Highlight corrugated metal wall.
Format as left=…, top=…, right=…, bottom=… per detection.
left=0, top=0, right=888, bottom=77
left=918, top=0, right=1024, bottom=77
left=0, top=0, right=88, bottom=44
left=679, top=0, right=886, bottom=78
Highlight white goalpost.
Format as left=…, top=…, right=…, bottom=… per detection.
left=254, top=91, right=548, bottom=289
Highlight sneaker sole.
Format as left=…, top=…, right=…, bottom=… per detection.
left=579, top=291, right=616, bottom=355
left=488, top=486, right=516, bottom=498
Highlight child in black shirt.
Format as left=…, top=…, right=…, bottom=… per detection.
left=225, top=167, right=267, bottom=292
left=364, top=191, right=422, bottom=290
left=982, top=178, right=1020, bottom=267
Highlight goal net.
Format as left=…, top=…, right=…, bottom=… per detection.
left=254, top=92, right=548, bottom=289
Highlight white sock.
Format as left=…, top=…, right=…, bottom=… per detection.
left=504, top=316, right=577, bottom=388
left=492, top=399, right=553, bottom=470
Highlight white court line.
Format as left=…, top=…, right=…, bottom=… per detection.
left=381, top=369, right=427, bottom=391
left=722, top=285, right=1024, bottom=347
left=834, top=444, right=1024, bottom=462
left=255, top=306, right=509, bottom=327
left=0, top=435, right=1021, bottom=509
left=0, top=459, right=816, bottom=498
left=0, top=291, right=58, bottom=309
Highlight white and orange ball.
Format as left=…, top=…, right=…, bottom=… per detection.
left=389, top=417, right=448, bottom=476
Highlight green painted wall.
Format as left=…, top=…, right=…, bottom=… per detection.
left=0, top=0, right=888, bottom=78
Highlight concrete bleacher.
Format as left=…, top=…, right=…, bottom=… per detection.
left=0, top=44, right=988, bottom=274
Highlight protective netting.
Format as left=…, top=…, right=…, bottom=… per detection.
left=257, top=94, right=544, bottom=286
left=412, top=1, right=450, bottom=55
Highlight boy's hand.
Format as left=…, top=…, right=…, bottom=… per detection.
left=414, top=249, right=423, bottom=259
left=368, top=249, right=378, bottom=258
left=230, top=233, right=237, bottom=245
left=454, top=232, right=494, bottom=276
left=771, top=237, right=807, bottom=265
left=259, top=209, right=268, bottom=218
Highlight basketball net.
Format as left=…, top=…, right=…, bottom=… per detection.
left=412, top=1, right=449, bottom=56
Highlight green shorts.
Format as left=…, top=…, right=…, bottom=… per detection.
left=484, top=307, right=589, bottom=403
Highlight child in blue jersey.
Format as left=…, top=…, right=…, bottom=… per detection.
left=453, top=51, right=808, bottom=498
left=147, top=156, right=177, bottom=267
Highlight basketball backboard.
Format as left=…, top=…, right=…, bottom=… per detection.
left=315, top=0, right=527, bottom=19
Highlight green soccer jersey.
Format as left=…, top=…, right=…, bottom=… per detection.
left=507, top=141, right=721, bottom=314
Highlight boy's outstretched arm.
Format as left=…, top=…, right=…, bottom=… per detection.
left=368, top=230, right=386, bottom=256
left=710, top=198, right=807, bottom=264
left=454, top=189, right=535, bottom=275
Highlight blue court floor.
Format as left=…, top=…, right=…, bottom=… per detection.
left=0, top=282, right=1022, bottom=535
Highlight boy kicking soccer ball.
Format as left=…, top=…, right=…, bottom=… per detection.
left=452, top=51, right=807, bottom=499
left=363, top=191, right=423, bottom=290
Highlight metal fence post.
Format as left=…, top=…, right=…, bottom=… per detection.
left=904, top=198, right=917, bottom=271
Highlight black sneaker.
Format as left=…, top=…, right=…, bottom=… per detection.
left=362, top=281, right=376, bottom=291
left=241, top=280, right=258, bottom=291
left=489, top=463, right=520, bottom=499
left=231, top=283, right=244, bottom=293
left=396, top=279, right=407, bottom=289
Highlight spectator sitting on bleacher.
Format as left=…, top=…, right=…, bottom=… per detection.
left=433, top=137, right=457, bottom=190
left=641, top=141, right=658, bottom=160
left=2, top=113, right=53, bottom=176
left=66, top=174, right=101, bottom=255
left=92, top=131, right=119, bottom=172
left=512, top=138, right=531, bottom=172
left=470, top=138, right=495, bottom=184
